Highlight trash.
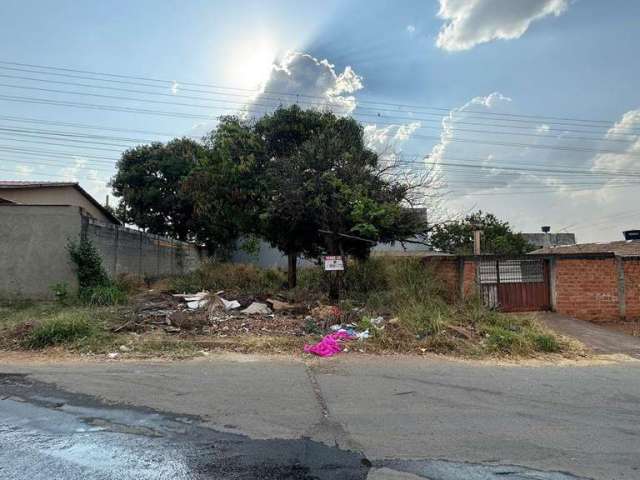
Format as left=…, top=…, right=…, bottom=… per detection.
left=311, top=305, right=341, bottom=320
left=266, top=298, right=295, bottom=311
left=241, top=302, right=272, bottom=315
left=329, top=324, right=342, bottom=331
left=371, top=316, right=384, bottom=326
left=303, top=331, right=355, bottom=357
left=356, top=329, right=370, bottom=341
left=219, top=296, right=241, bottom=311
left=174, top=291, right=210, bottom=309
left=107, top=352, right=119, bottom=359
left=118, top=345, right=131, bottom=352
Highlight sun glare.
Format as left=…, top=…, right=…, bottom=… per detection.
left=228, top=39, right=276, bottom=90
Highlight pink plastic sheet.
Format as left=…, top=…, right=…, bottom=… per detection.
left=303, top=331, right=354, bottom=357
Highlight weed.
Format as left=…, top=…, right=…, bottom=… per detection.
left=303, top=316, right=322, bottom=335
left=83, top=285, right=128, bottom=306
left=533, top=333, right=561, bottom=352
left=25, top=312, right=95, bottom=348
left=50, top=282, right=71, bottom=305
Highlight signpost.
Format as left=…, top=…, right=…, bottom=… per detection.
left=324, top=256, right=344, bottom=271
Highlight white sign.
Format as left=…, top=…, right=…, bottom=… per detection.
left=324, top=256, right=344, bottom=271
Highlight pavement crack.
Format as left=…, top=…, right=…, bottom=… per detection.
left=304, top=362, right=366, bottom=455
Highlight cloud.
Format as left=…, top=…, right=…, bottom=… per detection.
left=436, top=0, right=570, bottom=51
left=406, top=25, right=416, bottom=34
left=243, top=51, right=364, bottom=119
left=591, top=110, right=640, bottom=172
left=364, top=121, right=422, bottom=165
left=426, top=93, right=640, bottom=242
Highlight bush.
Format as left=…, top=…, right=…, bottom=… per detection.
left=26, top=313, right=95, bottom=348
left=67, top=237, right=108, bottom=290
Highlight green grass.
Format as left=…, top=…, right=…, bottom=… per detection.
left=25, top=311, right=96, bottom=348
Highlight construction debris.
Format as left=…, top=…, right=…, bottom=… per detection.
left=219, top=297, right=241, bottom=311
left=241, top=302, right=272, bottom=315
left=266, top=298, right=295, bottom=311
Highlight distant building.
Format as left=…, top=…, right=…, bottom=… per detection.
left=522, top=232, right=576, bottom=249
left=0, top=181, right=119, bottom=225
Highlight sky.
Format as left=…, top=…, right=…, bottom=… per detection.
left=0, top=0, right=639, bottom=242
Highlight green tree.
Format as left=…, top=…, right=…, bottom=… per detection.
left=190, top=105, right=429, bottom=287
left=430, top=210, right=532, bottom=254
left=110, top=138, right=206, bottom=240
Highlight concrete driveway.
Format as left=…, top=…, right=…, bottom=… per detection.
left=2, top=354, right=640, bottom=479
left=536, top=312, right=640, bottom=358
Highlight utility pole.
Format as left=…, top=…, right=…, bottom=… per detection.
left=473, top=230, right=482, bottom=255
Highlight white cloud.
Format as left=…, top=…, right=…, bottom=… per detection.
left=364, top=121, right=421, bottom=161
left=591, top=110, right=640, bottom=172
left=406, top=25, right=416, bottom=34
left=243, top=51, right=364, bottom=119
left=436, top=0, right=570, bottom=51
left=427, top=94, right=640, bottom=242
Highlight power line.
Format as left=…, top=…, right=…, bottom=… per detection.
left=0, top=59, right=632, bottom=127
left=2, top=92, right=639, bottom=158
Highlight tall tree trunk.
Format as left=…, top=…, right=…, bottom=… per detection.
left=287, top=252, right=297, bottom=289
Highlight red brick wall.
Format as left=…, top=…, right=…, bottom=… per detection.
left=554, top=258, right=620, bottom=322
left=423, top=258, right=458, bottom=301
left=624, top=259, right=640, bottom=320
left=462, top=260, right=477, bottom=299
left=423, top=257, right=477, bottom=302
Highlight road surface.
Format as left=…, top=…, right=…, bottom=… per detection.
left=1, top=354, right=639, bottom=479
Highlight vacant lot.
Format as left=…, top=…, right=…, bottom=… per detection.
left=0, top=258, right=576, bottom=359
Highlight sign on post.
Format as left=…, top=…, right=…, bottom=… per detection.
left=324, top=256, right=344, bottom=271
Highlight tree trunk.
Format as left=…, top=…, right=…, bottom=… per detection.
left=287, top=252, right=297, bottom=289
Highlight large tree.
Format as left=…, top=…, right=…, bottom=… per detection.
left=190, top=105, right=429, bottom=287
left=110, top=138, right=205, bottom=240
left=429, top=210, right=533, bottom=255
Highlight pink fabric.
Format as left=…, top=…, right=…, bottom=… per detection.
left=304, top=331, right=354, bottom=357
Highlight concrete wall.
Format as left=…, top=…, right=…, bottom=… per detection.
left=0, top=186, right=113, bottom=223
left=0, top=205, right=205, bottom=299
left=0, top=205, right=83, bottom=299
left=84, top=218, right=204, bottom=278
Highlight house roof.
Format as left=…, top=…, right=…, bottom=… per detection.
left=532, top=240, right=640, bottom=257
left=0, top=181, right=121, bottom=225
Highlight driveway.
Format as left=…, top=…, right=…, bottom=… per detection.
left=536, top=312, right=640, bottom=358
left=2, top=354, right=640, bottom=479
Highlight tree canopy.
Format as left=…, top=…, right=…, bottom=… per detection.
left=111, top=106, right=430, bottom=286
left=429, top=210, right=533, bottom=255
left=190, top=105, right=428, bottom=285
left=110, top=138, right=205, bottom=241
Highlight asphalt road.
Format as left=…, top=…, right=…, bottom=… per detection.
left=1, top=354, right=639, bottom=479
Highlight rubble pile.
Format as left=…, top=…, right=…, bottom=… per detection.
left=113, top=290, right=387, bottom=356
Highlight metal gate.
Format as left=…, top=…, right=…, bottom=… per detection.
left=479, top=258, right=550, bottom=312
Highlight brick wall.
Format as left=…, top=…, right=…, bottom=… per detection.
left=423, top=257, right=477, bottom=302
left=462, top=260, right=477, bottom=298
left=624, top=259, right=640, bottom=320
left=554, top=258, right=620, bottom=322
